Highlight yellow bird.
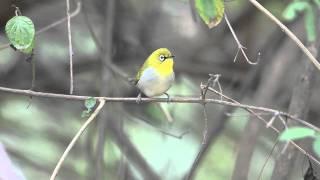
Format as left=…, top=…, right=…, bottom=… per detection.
left=135, top=48, right=175, bottom=101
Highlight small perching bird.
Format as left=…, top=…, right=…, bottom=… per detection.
left=135, top=48, right=175, bottom=102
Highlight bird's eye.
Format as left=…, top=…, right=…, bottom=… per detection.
left=159, top=55, right=165, bottom=62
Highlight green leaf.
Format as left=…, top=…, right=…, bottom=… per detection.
left=304, top=5, right=317, bottom=42
left=20, top=37, right=35, bottom=54
left=313, top=136, right=320, bottom=157
left=282, top=1, right=308, bottom=21
left=279, top=127, right=316, bottom=141
left=85, top=97, right=96, bottom=110
left=5, top=16, right=35, bottom=54
left=195, top=0, right=224, bottom=28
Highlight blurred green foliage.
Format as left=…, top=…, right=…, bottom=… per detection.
left=282, top=0, right=319, bottom=42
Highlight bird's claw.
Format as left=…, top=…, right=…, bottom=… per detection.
left=136, top=93, right=142, bottom=104
left=164, top=93, right=171, bottom=103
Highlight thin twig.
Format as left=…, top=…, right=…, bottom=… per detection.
left=200, top=74, right=214, bottom=99
left=159, top=130, right=189, bottom=139
left=224, top=13, right=257, bottom=65
left=202, top=106, right=208, bottom=144
left=257, top=139, right=279, bottom=180
left=203, top=86, right=320, bottom=166
left=249, top=0, right=320, bottom=71
left=266, top=112, right=279, bottom=128
left=0, top=85, right=319, bottom=132
left=0, top=83, right=320, bottom=132
left=200, top=75, right=216, bottom=144
left=49, top=99, right=106, bottom=180
left=0, top=2, right=82, bottom=51
left=0, top=84, right=316, bottom=129
left=0, top=84, right=319, bottom=167
left=66, top=0, right=74, bottom=94
left=202, top=85, right=320, bottom=132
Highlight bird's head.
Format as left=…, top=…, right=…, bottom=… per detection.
left=147, top=48, right=174, bottom=75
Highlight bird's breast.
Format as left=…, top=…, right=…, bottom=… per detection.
left=137, top=70, right=174, bottom=97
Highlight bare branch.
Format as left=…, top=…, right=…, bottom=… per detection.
left=49, top=99, right=106, bottom=180
left=224, top=13, right=258, bottom=65
left=202, top=106, right=208, bottom=144
left=203, top=86, right=320, bottom=167
left=249, top=0, right=320, bottom=71
left=257, top=140, right=279, bottom=180
left=0, top=85, right=319, bottom=165
left=0, top=84, right=316, bottom=131
left=66, top=0, right=74, bottom=94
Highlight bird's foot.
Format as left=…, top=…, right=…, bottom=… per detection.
left=136, top=93, right=142, bottom=104
left=164, top=93, right=171, bottom=103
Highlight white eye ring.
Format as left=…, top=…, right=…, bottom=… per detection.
left=159, top=55, right=165, bottom=61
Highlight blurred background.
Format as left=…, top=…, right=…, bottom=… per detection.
left=0, top=0, right=319, bottom=179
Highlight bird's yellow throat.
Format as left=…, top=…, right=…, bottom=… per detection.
left=154, top=58, right=174, bottom=77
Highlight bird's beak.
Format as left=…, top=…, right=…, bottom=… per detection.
left=167, top=55, right=175, bottom=59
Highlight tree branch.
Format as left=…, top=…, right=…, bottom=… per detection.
left=224, top=13, right=257, bottom=65
left=0, top=85, right=317, bottom=130
left=0, top=84, right=319, bottom=168
left=49, top=99, right=106, bottom=180
left=66, top=0, right=74, bottom=94
left=249, top=0, right=320, bottom=72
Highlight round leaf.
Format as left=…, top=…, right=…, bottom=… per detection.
left=20, top=37, right=35, bottom=54
left=5, top=16, right=35, bottom=53
left=279, top=127, right=316, bottom=141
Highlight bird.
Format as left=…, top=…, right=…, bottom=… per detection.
left=134, top=48, right=175, bottom=103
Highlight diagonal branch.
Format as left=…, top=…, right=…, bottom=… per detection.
left=249, top=0, right=320, bottom=71
left=49, top=99, right=106, bottom=180
left=204, top=86, right=320, bottom=168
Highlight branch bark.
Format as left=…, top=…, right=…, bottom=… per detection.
left=66, top=0, right=74, bottom=94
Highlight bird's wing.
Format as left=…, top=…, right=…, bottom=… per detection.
left=135, top=58, right=151, bottom=81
